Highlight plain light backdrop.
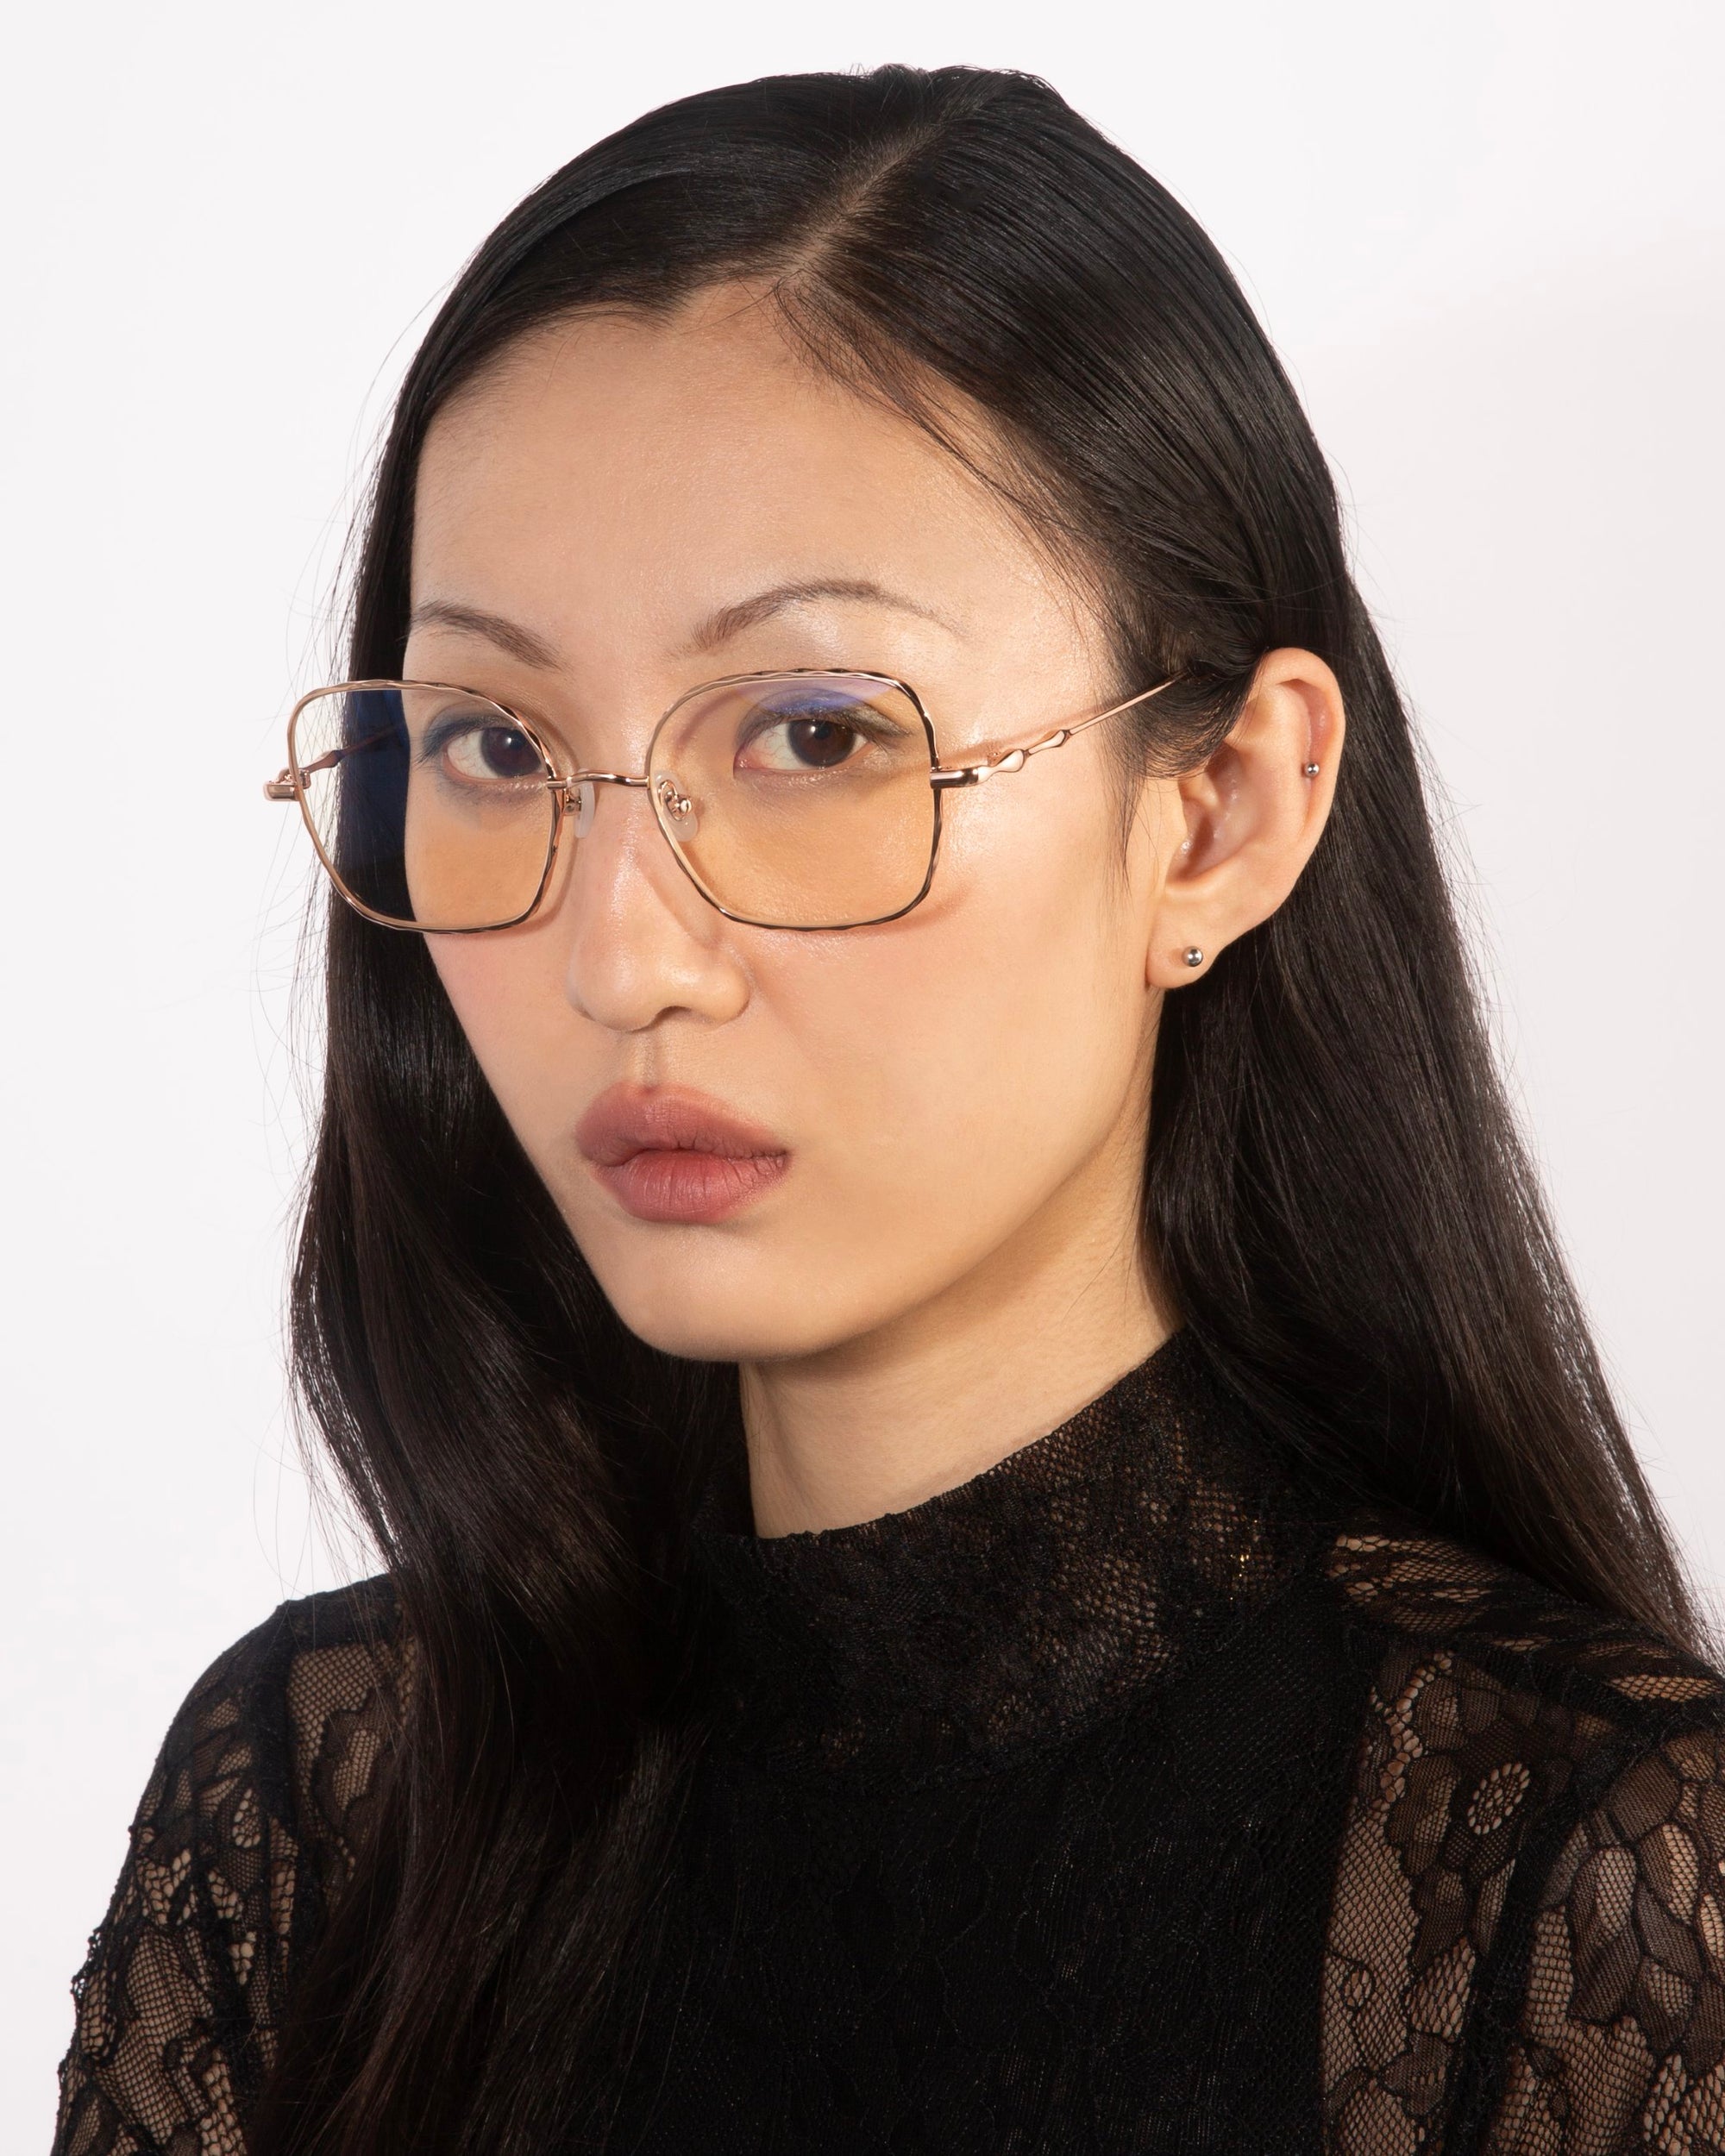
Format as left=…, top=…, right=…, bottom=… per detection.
left=4, top=0, right=1721, bottom=2136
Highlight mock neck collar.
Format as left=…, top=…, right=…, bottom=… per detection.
left=689, top=1332, right=1324, bottom=1775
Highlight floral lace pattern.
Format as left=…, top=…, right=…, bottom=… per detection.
left=54, top=1586, right=403, bottom=2155
left=1322, top=1531, right=1725, bottom=2155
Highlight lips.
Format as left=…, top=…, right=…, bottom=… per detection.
left=575, top=1084, right=789, bottom=1225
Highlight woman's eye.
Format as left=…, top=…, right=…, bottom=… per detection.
left=441, top=723, right=543, bottom=784
left=739, top=705, right=873, bottom=774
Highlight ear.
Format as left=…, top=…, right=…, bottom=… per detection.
left=1144, top=648, right=1345, bottom=988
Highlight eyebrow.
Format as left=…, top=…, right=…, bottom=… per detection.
left=408, top=578, right=957, bottom=673
left=407, top=599, right=561, bottom=668
left=680, top=578, right=958, bottom=655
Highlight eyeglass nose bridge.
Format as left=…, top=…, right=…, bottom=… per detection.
left=551, top=768, right=696, bottom=841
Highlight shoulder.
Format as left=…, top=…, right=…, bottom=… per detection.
left=1314, top=1522, right=1725, bottom=2153
left=54, top=1577, right=409, bottom=2156
left=1323, top=1522, right=1723, bottom=1720
left=110, top=1572, right=411, bottom=1947
left=158, top=1572, right=409, bottom=1867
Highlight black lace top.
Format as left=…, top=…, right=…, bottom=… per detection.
left=55, top=1335, right=1725, bottom=2153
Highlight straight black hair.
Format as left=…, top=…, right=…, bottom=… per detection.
left=261, top=62, right=1697, bottom=2156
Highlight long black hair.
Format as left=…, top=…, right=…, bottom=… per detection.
left=262, top=62, right=1697, bottom=2156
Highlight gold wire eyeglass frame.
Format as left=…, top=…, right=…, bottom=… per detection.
left=264, top=668, right=1178, bottom=934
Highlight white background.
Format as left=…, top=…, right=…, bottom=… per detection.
left=3, top=0, right=1721, bottom=2137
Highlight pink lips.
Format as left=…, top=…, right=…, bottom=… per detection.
left=574, top=1084, right=790, bottom=1225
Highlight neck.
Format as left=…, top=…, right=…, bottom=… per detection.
left=738, top=1163, right=1174, bottom=1537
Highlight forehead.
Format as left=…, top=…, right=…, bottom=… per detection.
left=410, top=288, right=1076, bottom=654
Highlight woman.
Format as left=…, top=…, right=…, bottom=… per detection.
left=53, top=63, right=1725, bottom=2156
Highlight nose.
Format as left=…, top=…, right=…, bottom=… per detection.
left=556, top=778, right=750, bottom=1034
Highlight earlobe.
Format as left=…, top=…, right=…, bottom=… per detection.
left=1141, top=648, right=1345, bottom=989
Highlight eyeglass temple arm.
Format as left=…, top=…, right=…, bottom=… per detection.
left=265, top=681, right=1182, bottom=800
left=928, top=677, right=1177, bottom=790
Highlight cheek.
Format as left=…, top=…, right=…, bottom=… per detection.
left=424, top=928, right=585, bottom=1139
left=771, top=805, right=1151, bottom=1245
left=932, top=948, right=1122, bottom=1140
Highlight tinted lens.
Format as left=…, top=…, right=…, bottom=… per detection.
left=649, top=674, right=937, bottom=927
left=290, top=684, right=556, bottom=930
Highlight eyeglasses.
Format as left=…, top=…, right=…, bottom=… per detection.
left=264, top=668, right=1176, bottom=934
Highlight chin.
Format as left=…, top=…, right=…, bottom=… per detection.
left=586, top=1254, right=882, bottom=1366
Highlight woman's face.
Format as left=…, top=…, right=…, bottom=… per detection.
left=407, top=287, right=1188, bottom=1365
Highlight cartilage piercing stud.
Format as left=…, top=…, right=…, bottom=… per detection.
left=1302, top=761, right=1321, bottom=777
left=1182, top=947, right=1204, bottom=968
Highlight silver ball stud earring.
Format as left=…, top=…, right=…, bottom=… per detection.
left=1182, top=947, right=1205, bottom=969
left=1302, top=761, right=1321, bottom=778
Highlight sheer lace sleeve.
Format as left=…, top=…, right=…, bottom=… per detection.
left=1483, top=1727, right=1725, bottom=2154
left=1320, top=1527, right=1725, bottom=2156
left=53, top=1585, right=403, bottom=2156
